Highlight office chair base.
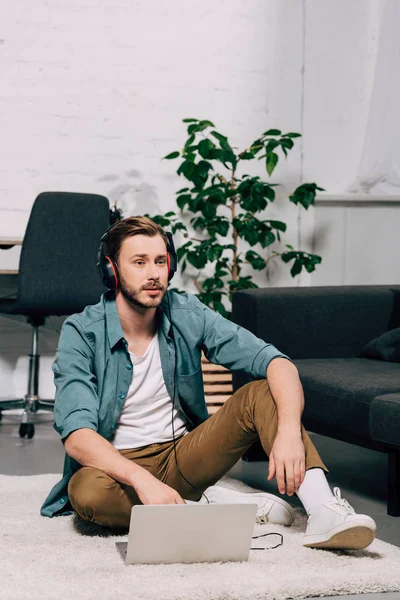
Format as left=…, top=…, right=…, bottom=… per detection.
left=0, top=396, right=55, bottom=438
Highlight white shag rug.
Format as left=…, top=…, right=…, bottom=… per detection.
left=1, top=474, right=400, bottom=600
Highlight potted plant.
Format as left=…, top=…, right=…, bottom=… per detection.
left=148, top=118, right=324, bottom=318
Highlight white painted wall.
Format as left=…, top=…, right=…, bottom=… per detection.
left=0, top=0, right=387, bottom=401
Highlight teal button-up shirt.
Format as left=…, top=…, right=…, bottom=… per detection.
left=40, top=290, right=290, bottom=518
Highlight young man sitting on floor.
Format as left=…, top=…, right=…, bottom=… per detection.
left=41, top=216, right=376, bottom=550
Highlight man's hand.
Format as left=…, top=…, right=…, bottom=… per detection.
left=267, top=429, right=306, bottom=496
left=131, top=469, right=186, bottom=505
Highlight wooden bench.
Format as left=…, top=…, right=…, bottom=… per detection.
left=201, top=354, right=233, bottom=415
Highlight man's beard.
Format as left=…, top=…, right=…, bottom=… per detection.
left=119, top=274, right=166, bottom=310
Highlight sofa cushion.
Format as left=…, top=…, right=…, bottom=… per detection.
left=371, top=394, right=400, bottom=446
left=359, top=327, right=400, bottom=362
left=294, top=358, right=400, bottom=440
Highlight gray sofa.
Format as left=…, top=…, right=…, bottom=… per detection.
left=232, top=285, right=400, bottom=517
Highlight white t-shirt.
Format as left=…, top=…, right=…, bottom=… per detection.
left=111, top=333, right=189, bottom=450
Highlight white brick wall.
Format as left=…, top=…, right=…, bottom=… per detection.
left=0, top=0, right=383, bottom=398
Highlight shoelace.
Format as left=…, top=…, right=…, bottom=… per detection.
left=256, top=514, right=269, bottom=524
left=327, top=487, right=356, bottom=515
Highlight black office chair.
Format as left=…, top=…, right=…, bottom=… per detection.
left=0, top=192, right=110, bottom=438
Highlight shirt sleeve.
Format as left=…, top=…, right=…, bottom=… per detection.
left=192, top=295, right=292, bottom=378
left=52, top=317, right=99, bottom=441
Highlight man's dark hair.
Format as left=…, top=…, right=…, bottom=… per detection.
left=106, top=216, right=168, bottom=263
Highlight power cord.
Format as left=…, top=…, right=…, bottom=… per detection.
left=165, top=293, right=284, bottom=552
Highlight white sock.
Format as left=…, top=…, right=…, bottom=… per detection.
left=296, top=468, right=334, bottom=516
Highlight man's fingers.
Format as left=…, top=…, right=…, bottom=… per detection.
left=267, top=453, right=276, bottom=481
left=285, top=464, right=295, bottom=496
left=275, top=461, right=286, bottom=495
left=293, top=461, right=302, bottom=493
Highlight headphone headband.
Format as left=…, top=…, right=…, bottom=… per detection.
left=96, top=221, right=177, bottom=289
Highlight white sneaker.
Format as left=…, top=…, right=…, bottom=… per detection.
left=303, top=487, right=376, bottom=550
left=200, top=485, right=295, bottom=526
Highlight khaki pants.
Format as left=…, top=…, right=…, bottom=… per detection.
left=68, top=380, right=328, bottom=529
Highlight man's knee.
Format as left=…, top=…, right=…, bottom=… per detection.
left=68, top=466, right=113, bottom=515
left=241, top=379, right=271, bottom=397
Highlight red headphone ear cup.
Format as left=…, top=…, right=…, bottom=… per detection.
left=105, top=256, right=119, bottom=289
left=167, top=253, right=171, bottom=280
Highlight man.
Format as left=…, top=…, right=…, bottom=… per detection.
left=41, top=216, right=377, bottom=550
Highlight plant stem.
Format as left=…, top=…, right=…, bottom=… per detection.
left=265, top=252, right=281, bottom=268
left=193, top=270, right=203, bottom=292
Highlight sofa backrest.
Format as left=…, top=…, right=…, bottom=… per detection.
left=232, top=285, right=399, bottom=360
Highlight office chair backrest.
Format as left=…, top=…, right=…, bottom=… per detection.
left=16, top=192, right=110, bottom=315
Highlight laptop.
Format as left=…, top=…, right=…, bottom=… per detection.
left=115, top=503, right=258, bottom=565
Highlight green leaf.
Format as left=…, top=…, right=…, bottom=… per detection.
left=190, top=216, right=207, bottom=231
left=245, top=250, right=266, bottom=270
left=239, top=151, right=255, bottom=160
left=266, top=152, right=279, bottom=176
left=290, top=259, right=302, bottom=277
left=259, top=229, right=276, bottom=248
left=289, top=182, right=325, bottom=210
left=176, top=240, right=193, bottom=261
left=187, top=249, right=208, bottom=269
left=267, top=220, right=287, bottom=232
left=263, top=129, right=282, bottom=136
left=207, top=243, right=224, bottom=262
left=198, top=139, right=217, bottom=159
left=211, top=131, right=228, bottom=143
left=171, top=221, right=188, bottom=234
left=280, top=249, right=322, bottom=278
left=176, top=193, right=192, bottom=210
left=202, top=276, right=224, bottom=291
left=237, top=177, right=268, bottom=212
left=266, top=139, right=280, bottom=153
left=199, top=120, right=215, bottom=128
left=280, top=138, right=294, bottom=150
left=164, top=151, right=180, bottom=160
left=209, top=217, right=229, bottom=238
left=190, top=160, right=213, bottom=189
left=187, top=122, right=211, bottom=135
left=184, top=134, right=196, bottom=149
left=228, top=276, right=259, bottom=292
left=177, top=160, right=196, bottom=180
left=202, top=202, right=217, bottom=219
left=183, top=118, right=199, bottom=123
left=147, top=214, right=172, bottom=228
left=283, top=132, right=302, bottom=138
left=222, top=244, right=236, bottom=252
left=264, top=185, right=276, bottom=201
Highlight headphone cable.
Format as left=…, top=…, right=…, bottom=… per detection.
left=166, top=293, right=210, bottom=504
left=165, top=292, right=283, bottom=551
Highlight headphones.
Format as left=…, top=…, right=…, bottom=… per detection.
left=96, top=222, right=178, bottom=289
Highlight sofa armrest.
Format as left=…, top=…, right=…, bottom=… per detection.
left=371, top=394, right=400, bottom=447
left=232, top=285, right=398, bottom=360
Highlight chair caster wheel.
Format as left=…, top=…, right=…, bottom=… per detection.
left=19, top=423, right=35, bottom=438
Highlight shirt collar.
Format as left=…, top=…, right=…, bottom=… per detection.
left=104, top=291, right=125, bottom=349
left=104, top=291, right=173, bottom=350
